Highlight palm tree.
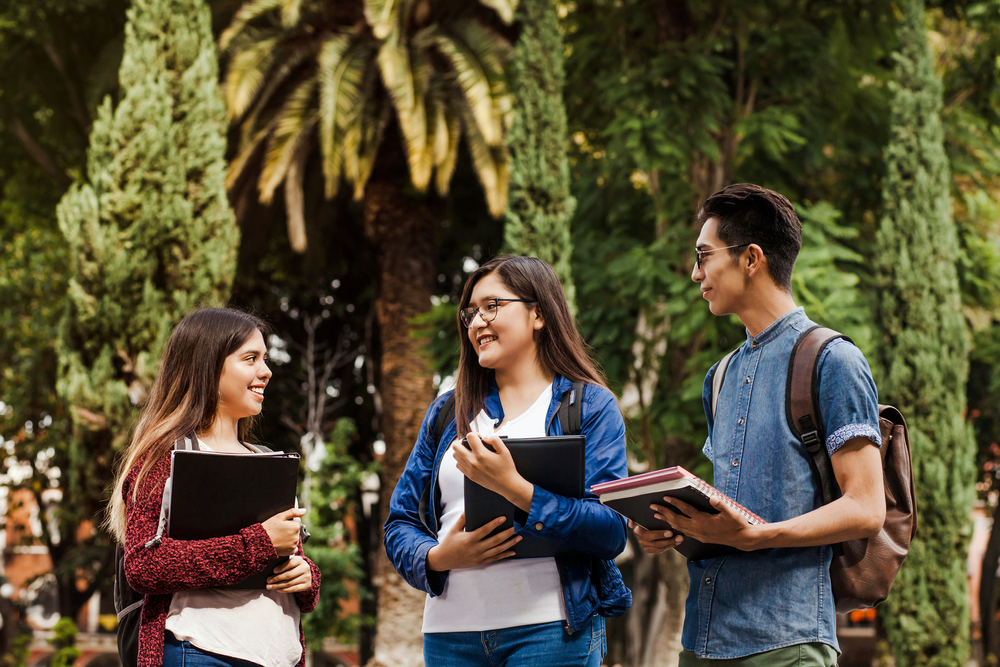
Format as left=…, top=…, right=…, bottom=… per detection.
left=219, top=1, right=516, bottom=664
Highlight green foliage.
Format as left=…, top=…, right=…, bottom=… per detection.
left=873, top=1, right=977, bottom=664
left=302, top=418, right=377, bottom=646
left=1, top=630, right=32, bottom=667
left=49, top=617, right=80, bottom=667
left=502, top=0, right=576, bottom=307
left=57, top=0, right=238, bottom=446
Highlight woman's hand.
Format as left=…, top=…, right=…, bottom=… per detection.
left=262, top=507, right=306, bottom=557
left=267, top=555, right=312, bottom=593
left=452, top=434, right=534, bottom=512
left=631, top=519, right=685, bottom=555
left=426, top=513, right=521, bottom=572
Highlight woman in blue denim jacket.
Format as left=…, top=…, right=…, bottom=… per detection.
left=384, top=255, right=631, bottom=667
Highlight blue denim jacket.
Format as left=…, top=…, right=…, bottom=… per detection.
left=683, top=308, right=881, bottom=659
left=384, top=375, right=632, bottom=634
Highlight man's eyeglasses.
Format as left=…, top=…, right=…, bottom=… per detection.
left=460, top=298, right=534, bottom=328
left=694, top=244, right=749, bottom=269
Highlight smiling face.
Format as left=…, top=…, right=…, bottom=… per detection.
left=466, top=272, right=543, bottom=372
left=217, top=329, right=271, bottom=422
left=691, top=216, right=749, bottom=316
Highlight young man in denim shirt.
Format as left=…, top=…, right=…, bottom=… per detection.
left=634, top=183, right=886, bottom=666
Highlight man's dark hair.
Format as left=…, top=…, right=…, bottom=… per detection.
left=697, top=183, right=802, bottom=291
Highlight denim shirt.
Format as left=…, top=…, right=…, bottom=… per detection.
left=384, top=375, right=632, bottom=634
left=683, top=308, right=881, bottom=659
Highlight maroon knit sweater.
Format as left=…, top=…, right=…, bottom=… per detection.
left=123, top=453, right=321, bottom=667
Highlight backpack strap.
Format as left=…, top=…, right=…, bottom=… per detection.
left=786, top=326, right=852, bottom=506
left=710, top=349, right=740, bottom=419
left=558, top=382, right=585, bottom=436
left=145, top=432, right=197, bottom=548
left=419, top=394, right=457, bottom=534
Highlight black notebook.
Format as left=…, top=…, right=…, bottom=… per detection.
left=168, top=449, right=300, bottom=588
left=463, top=435, right=585, bottom=559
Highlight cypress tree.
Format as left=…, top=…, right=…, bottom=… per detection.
left=503, top=0, right=576, bottom=307
left=56, top=0, right=237, bottom=486
left=874, top=0, right=975, bottom=664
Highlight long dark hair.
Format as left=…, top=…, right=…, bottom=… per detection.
left=107, top=307, right=270, bottom=542
left=454, top=255, right=609, bottom=437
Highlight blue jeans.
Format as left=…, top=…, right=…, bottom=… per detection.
left=423, top=616, right=606, bottom=667
left=163, top=631, right=264, bottom=667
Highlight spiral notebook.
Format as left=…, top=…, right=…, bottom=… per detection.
left=591, top=466, right=766, bottom=561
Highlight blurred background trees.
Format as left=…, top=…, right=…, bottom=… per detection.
left=1, top=0, right=999, bottom=665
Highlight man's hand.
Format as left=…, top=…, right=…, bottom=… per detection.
left=426, top=513, right=521, bottom=572
left=650, top=495, right=761, bottom=551
left=631, top=519, right=684, bottom=555
left=452, top=433, right=534, bottom=512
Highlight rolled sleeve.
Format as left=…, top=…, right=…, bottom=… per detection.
left=816, top=339, right=882, bottom=456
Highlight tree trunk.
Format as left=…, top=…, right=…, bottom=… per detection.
left=363, top=174, right=439, bottom=667
left=980, top=500, right=1000, bottom=660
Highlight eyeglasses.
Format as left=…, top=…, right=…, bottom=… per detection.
left=694, top=244, right=749, bottom=269
left=460, top=298, right=534, bottom=328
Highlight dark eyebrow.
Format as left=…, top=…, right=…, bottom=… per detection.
left=240, top=347, right=267, bottom=357
left=695, top=244, right=710, bottom=251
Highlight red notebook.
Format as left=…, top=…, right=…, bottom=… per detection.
left=591, top=466, right=766, bottom=560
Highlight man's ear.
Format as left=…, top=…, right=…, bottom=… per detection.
left=746, top=244, right=767, bottom=279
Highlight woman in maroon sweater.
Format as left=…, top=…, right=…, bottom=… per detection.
left=107, top=309, right=320, bottom=667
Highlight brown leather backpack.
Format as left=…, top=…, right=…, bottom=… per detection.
left=711, top=325, right=917, bottom=612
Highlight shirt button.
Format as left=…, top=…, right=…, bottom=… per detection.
left=738, top=418, right=745, bottom=425
left=733, top=459, right=739, bottom=467
left=705, top=577, right=712, bottom=584
left=752, top=341, right=757, bottom=348
left=535, top=522, right=544, bottom=531
left=744, top=376, right=751, bottom=384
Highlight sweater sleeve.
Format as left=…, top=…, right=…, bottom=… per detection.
left=293, top=542, right=321, bottom=613
left=122, top=455, right=278, bottom=595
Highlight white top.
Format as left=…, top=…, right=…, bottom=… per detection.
left=165, top=439, right=301, bottom=667
left=422, top=385, right=567, bottom=633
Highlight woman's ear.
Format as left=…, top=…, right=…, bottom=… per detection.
left=532, top=308, right=545, bottom=331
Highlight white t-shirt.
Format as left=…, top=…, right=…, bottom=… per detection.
left=165, top=439, right=301, bottom=667
left=422, top=385, right=567, bottom=633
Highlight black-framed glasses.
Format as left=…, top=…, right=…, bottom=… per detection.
left=694, top=244, right=750, bottom=269
left=460, top=298, right=534, bottom=328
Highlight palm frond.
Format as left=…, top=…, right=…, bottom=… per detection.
left=226, top=124, right=273, bottom=191
left=364, top=0, right=399, bottom=40
left=284, top=136, right=312, bottom=253
left=477, top=0, right=518, bottom=24
left=431, top=20, right=510, bottom=146
left=224, top=36, right=280, bottom=120
left=219, top=0, right=284, bottom=51
left=258, top=77, right=318, bottom=202
left=280, top=0, right=304, bottom=28
left=238, top=43, right=317, bottom=144
left=459, top=96, right=508, bottom=216
left=378, top=36, right=432, bottom=190
left=434, top=97, right=462, bottom=196
left=319, top=32, right=372, bottom=199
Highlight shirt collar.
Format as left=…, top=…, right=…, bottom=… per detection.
left=745, top=307, right=806, bottom=348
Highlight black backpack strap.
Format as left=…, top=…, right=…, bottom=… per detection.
left=419, top=394, right=457, bottom=534
left=710, top=349, right=740, bottom=419
left=558, top=382, right=585, bottom=435
left=786, top=326, right=852, bottom=507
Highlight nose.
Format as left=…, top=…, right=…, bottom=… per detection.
left=691, top=260, right=704, bottom=282
left=260, top=361, right=272, bottom=380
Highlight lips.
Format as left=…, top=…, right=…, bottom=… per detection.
left=477, top=335, right=498, bottom=348
left=249, top=386, right=265, bottom=399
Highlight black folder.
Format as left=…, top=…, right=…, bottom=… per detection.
left=463, top=435, right=585, bottom=559
left=168, top=449, right=300, bottom=589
